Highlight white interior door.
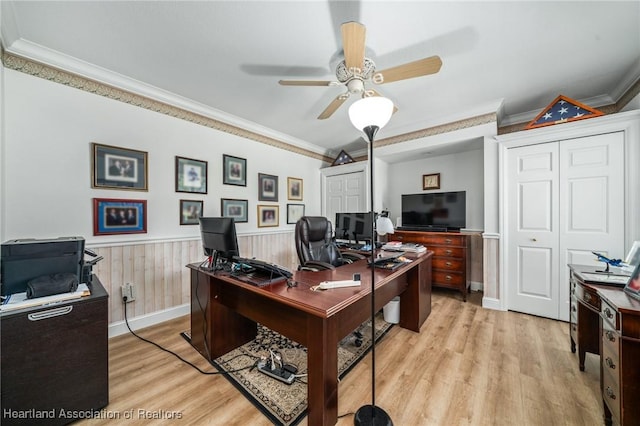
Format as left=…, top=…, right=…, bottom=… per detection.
left=325, top=171, right=366, bottom=227
left=507, top=143, right=560, bottom=319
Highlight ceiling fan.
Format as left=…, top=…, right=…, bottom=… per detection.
left=279, top=21, right=442, bottom=119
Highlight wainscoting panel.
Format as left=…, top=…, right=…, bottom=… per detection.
left=92, top=231, right=297, bottom=325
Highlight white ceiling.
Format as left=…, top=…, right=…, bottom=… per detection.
left=2, top=1, right=639, bottom=162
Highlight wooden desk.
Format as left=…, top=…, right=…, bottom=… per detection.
left=188, top=252, right=432, bottom=426
left=569, top=265, right=640, bottom=426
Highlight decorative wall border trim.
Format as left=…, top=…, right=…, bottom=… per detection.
left=2, top=51, right=334, bottom=163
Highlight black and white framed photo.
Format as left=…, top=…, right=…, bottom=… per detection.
left=221, top=198, right=248, bottom=223
left=257, top=205, right=279, bottom=228
left=223, top=154, right=247, bottom=186
left=258, top=173, right=278, bottom=202
left=287, top=177, right=303, bottom=201
left=287, top=204, right=305, bottom=224
left=179, top=200, right=203, bottom=225
left=93, top=198, right=147, bottom=235
left=175, top=156, right=207, bottom=194
left=92, top=143, right=148, bottom=191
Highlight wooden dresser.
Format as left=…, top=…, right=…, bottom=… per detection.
left=569, top=265, right=640, bottom=426
left=393, top=230, right=470, bottom=301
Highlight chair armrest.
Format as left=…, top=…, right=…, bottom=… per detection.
left=300, top=261, right=336, bottom=271
left=342, top=252, right=367, bottom=261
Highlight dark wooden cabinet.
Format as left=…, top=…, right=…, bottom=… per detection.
left=569, top=265, right=640, bottom=426
left=393, top=230, right=470, bottom=301
left=1, top=277, right=109, bottom=425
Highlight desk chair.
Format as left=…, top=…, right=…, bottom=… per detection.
left=294, top=216, right=365, bottom=271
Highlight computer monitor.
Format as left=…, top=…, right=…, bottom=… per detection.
left=199, top=217, right=239, bottom=270
left=334, top=212, right=373, bottom=244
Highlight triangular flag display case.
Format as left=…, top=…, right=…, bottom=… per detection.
left=525, top=95, right=604, bottom=130
left=332, top=149, right=355, bottom=166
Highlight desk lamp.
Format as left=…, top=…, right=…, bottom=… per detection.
left=348, top=95, right=394, bottom=426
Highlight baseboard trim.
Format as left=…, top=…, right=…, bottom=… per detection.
left=482, top=296, right=505, bottom=311
left=109, top=303, right=190, bottom=338
left=470, top=281, right=483, bottom=292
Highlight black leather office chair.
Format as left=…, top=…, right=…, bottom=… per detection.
left=294, top=216, right=365, bottom=271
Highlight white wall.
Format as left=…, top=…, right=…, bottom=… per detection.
left=386, top=149, right=485, bottom=231
left=2, top=68, right=325, bottom=244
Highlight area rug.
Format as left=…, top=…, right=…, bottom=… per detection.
left=187, top=313, right=392, bottom=426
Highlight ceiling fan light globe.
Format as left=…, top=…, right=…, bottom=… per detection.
left=348, top=96, right=394, bottom=132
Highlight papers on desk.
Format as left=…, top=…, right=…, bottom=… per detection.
left=580, top=273, right=630, bottom=286
left=0, top=284, right=90, bottom=312
left=382, top=242, right=426, bottom=253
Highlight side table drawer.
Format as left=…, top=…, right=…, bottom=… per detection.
left=602, top=368, right=621, bottom=423
left=432, top=257, right=464, bottom=271
left=576, top=284, right=601, bottom=311
left=430, top=246, right=464, bottom=258
left=433, top=270, right=464, bottom=287
left=601, top=299, right=618, bottom=330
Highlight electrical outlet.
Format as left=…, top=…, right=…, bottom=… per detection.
left=121, top=283, right=135, bottom=303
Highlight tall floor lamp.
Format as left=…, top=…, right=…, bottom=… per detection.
left=348, top=96, right=395, bottom=426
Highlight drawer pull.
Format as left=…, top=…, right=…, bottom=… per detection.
left=571, top=305, right=577, bottom=312
left=605, top=387, right=616, bottom=400
left=444, top=239, right=452, bottom=244
left=445, top=275, right=452, bottom=281
left=605, top=357, right=616, bottom=370
left=28, top=305, right=73, bottom=321
left=604, top=307, right=613, bottom=319
left=584, top=293, right=592, bottom=303
left=605, top=331, right=616, bottom=342
left=445, top=262, right=453, bottom=267
left=445, top=250, right=452, bottom=256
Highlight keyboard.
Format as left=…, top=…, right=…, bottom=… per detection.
left=233, top=257, right=293, bottom=278
left=317, top=280, right=361, bottom=290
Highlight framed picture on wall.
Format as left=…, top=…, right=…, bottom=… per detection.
left=223, top=155, right=247, bottom=186
left=259, top=173, right=278, bottom=201
left=93, top=198, right=147, bottom=235
left=92, top=143, right=148, bottom=191
left=257, top=205, right=279, bottom=228
left=221, top=198, right=248, bottom=223
left=179, top=200, right=203, bottom=225
left=287, top=204, right=305, bottom=224
left=422, top=173, right=440, bottom=190
left=175, top=156, right=207, bottom=194
left=287, top=177, right=303, bottom=201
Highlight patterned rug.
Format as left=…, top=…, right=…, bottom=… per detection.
left=193, top=312, right=392, bottom=426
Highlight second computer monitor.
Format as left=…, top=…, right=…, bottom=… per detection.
left=335, top=212, right=373, bottom=244
left=199, top=217, right=239, bottom=265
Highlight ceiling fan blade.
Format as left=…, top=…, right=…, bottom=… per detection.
left=341, top=21, right=366, bottom=70
left=318, top=94, right=349, bottom=120
left=279, top=80, right=334, bottom=86
left=367, top=89, right=399, bottom=114
left=376, top=55, right=443, bottom=84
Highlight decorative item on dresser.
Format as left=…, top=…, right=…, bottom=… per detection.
left=568, top=265, right=640, bottom=426
left=393, top=230, right=470, bottom=301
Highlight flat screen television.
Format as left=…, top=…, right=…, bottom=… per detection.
left=335, top=212, right=373, bottom=243
left=401, top=191, right=466, bottom=231
left=199, top=217, right=239, bottom=269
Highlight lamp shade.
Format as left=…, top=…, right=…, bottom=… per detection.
left=348, top=96, right=394, bottom=132
left=376, top=216, right=395, bottom=236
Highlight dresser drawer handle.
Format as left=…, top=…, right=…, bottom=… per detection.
left=584, top=293, right=592, bottom=303
left=445, top=250, right=452, bottom=256
left=444, top=239, right=452, bottom=244
left=28, top=305, right=73, bottom=321
left=445, top=275, right=452, bottom=281
left=605, top=331, right=616, bottom=342
left=605, top=387, right=616, bottom=400
left=571, top=305, right=577, bottom=312
left=605, top=357, right=616, bottom=370
left=445, top=262, right=453, bottom=267
left=604, top=307, right=613, bottom=319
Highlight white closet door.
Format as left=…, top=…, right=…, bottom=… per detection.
left=325, top=171, right=366, bottom=227
left=558, top=132, right=624, bottom=321
left=507, top=143, right=560, bottom=319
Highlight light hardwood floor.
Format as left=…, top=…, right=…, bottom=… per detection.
left=77, top=290, right=603, bottom=426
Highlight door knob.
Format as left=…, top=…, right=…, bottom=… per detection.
left=531, top=238, right=537, bottom=242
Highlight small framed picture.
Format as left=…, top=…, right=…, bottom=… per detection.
left=423, top=173, right=440, bottom=190
left=259, top=173, right=278, bottom=202
left=92, top=143, right=148, bottom=191
left=287, top=177, right=303, bottom=201
left=221, top=198, right=248, bottom=223
left=287, top=204, right=305, bottom=224
left=623, top=262, right=640, bottom=301
left=257, top=205, right=279, bottom=228
left=175, top=156, right=207, bottom=194
left=93, top=198, right=147, bottom=235
left=180, top=200, right=203, bottom=225
left=625, top=241, right=640, bottom=267
left=223, top=155, right=247, bottom=186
